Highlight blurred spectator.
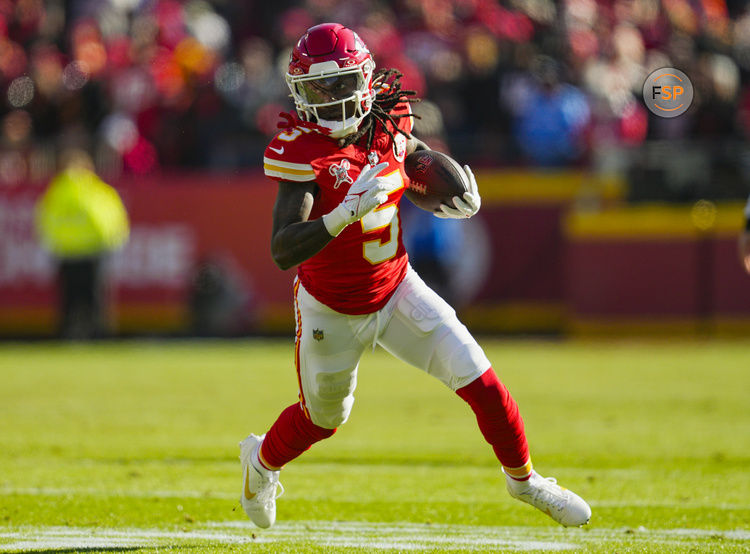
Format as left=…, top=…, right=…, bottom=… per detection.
left=402, top=201, right=464, bottom=306
left=188, top=256, right=256, bottom=337
left=0, top=0, right=747, bottom=200
left=34, top=149, right=129, bottom=339
left=505, top=55, right=591, bottom=166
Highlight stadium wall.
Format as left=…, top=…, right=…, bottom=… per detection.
left=565, top=203, right=750, bottom=337
left=0, top=171, right=748, bottom=337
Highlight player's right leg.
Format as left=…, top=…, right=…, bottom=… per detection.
left=457, top=369, right=591, bottom=527
left=378, top=267, right=590, bottom=527
left=240, top=278, right=369, bottom=527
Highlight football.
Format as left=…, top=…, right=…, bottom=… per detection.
left=403, top=150, right=469, bottom=213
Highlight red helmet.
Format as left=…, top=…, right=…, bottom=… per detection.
left=286, top=23, right=376, bottom=137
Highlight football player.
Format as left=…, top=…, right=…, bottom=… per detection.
left=241, top=23, right=591, bottom=529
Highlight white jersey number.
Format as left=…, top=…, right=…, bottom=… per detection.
left=360, top=170, right=404, bottom=265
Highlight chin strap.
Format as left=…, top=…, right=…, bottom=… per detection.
left=277, top=111, right=332, bottom=136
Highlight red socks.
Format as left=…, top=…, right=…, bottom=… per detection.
left=456, top=367, right=531, bottom=478
left=259, top=403, right=336, bottom=469
left=260, top=367, right=530, bottom=479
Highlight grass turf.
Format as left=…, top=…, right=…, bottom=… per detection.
left=0, top=339, right=748, bottom=552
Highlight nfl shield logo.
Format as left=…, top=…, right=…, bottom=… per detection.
left=312, top=329, right=324, bottom=341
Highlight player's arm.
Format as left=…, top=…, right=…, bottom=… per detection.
left=271, top=162, right=392, bottom=270
left=406, top=135, right=429, bottom=154
left=271, top=181, right=333, bottom=271
left=740, top=231, right=750, bottom=275
left=739, top=195, right=750, bottom=275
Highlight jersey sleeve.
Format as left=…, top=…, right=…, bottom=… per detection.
left=263, top=131, right=316, bottom=183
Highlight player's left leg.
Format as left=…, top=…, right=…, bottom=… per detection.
left=240, top=279, right=370, bottom=528
left=377, top=267, right=591, bottom=527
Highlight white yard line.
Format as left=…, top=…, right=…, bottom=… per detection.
left=0, top=521, right=748, bottom=552
left=3, top=487, right=749, bottom=511
left=588, top=500, right=750, bottom=509
left=0, top=486, right=236, bottom=499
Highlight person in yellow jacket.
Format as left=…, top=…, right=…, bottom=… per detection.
left=35, top=150, right=129, bottom=339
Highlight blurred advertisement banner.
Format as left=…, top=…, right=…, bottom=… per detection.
left=1, top=171, right=748, bottom=337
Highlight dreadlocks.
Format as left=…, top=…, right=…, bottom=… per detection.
left=336, top=68, right=420, bottom=150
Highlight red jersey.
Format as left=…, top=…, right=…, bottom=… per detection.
left=263, top=103, right=413, bottom=315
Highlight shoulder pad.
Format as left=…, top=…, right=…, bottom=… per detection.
left=263, top=129, right=316, bottom=182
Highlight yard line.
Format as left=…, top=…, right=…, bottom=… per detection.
left=588, top=500, right=750, bottom=509
left=3, top=487, right=748, bottom=511
left=1, top=521, right=748, bottom=552
left=0, top=525, right=576, bottom=552
left=0, top=486, right=236, bottom=499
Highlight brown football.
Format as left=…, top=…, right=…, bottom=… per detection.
left=403, top=150, right=469, bottom=213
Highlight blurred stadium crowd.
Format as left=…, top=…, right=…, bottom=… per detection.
left=1, top=0, right=750, bottom=199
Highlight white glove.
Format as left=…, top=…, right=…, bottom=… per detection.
left=434, top=164, right=481, bottom=219
left=322, top=162, right=391, bottom=236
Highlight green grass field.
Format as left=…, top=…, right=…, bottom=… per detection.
left=0, top=339, right=748, bottom=553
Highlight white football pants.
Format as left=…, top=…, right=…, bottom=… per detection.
left=293, top=266, right=490, bottom=429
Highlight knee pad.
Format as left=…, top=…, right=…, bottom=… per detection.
left=306, top=366, right=357, bottom=429
left=430, top=323, right=491, bottom=390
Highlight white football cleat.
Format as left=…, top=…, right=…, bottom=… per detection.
left=239, top=433, right=283, bottom=528
left=505, top=470, right=591, bottom=527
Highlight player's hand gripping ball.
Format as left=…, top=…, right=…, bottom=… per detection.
left=403, top=150, right=480, bottom=218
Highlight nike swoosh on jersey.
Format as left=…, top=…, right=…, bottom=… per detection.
left=244, top=466, right=256, bottom=500
left=268, top=146, right=284, bottom=155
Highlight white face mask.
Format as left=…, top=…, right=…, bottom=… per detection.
left=287, top=59, right=375, bottom=137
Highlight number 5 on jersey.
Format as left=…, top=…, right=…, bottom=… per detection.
left=361, top=170, right=404, bottom=264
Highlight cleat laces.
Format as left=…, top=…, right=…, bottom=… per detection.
left=506, top=469, right=591, bottom=527
left=529, top=477, right=568, bottom=512
left=256, top=474, right=284, bottom=508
